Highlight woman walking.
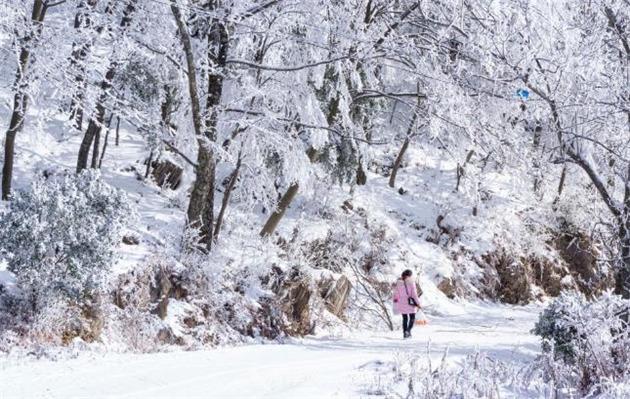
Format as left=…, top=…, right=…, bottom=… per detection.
left=392, top=269, right=421, bottom=338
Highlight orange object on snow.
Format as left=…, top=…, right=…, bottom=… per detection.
left=415, top=310, right=428, bottom=325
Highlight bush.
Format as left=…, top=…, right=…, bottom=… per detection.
left=0, top=170, right=134, bottom=310
left=533, top=291, right=585, bottom=360
left=360, top=350, right=527, bottom=398
left=532, top=291, right=630, bottom=395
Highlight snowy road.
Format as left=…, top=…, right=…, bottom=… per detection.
left=0, top=305, right=541, bottom=399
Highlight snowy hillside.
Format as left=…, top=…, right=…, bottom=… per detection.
left=1, top=0, right=630, bottom=397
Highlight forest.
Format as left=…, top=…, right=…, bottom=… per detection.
left=0, top=0, right=629, bottom=398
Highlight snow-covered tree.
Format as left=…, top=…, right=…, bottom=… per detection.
left=462, top=0, right=630, bottom=299
left=0, top=171, right=134, bottom=309
left=1, top=0, right=70, bottom=200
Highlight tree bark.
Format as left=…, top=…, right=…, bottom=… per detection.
left=603, top=5, right=630, bottom=301
left=616, top=163, right=630, bottom=300
left=214, top=150, right=242, bottom=241
left=2, top=0, right=47, bottom=200
left=76, top=1, right=135, bottom=173
left=68, top=0, right=102, bottom=130
left=532, top=123, right=543, bottom=195
left=455, top=150, right=475, bottom=192
left=260, top=183, right=300, bottom=237
left=145, top=150, right=154, bottom=179
left=170, top=2, right=203, bottom=138
left=551, top=165, right=568, bottom=211
left=388, top=86, right=422, bottom=189
left=356, top=162, right=367, bottom=185
left=98, top=113, right=114, bottom=169
left=258, top=147, right=318, bottom=237
left=171, top=1, right=206, bottom=239
left=76, top=68, right=111, bottom=172
left=389, top=137, right=410, bottom=189
left=90, top=124, right=101, bottom=169
left=115, top=116, right=120, bottom=146
left=617, top=222, right=630, bottom=300
left=171, top=0, right=228, bottom=251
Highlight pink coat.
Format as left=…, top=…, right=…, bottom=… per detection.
left=392, top=278, right=421, bottom=315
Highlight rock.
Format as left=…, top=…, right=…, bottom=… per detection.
left=151, top=159, right=183, bottom=190
left=124, top=264, right=189, bottom=320
left=529, top=257, right=573, bottom=297
left=555, top=231, right=611, bottom=297
left=82, top=297, right=104, bottom=342
left=437, top=278, right=456, bottom=299
left=156, top=327, right=174, bottom=345
left=170, top=273, right=188, bottom=300
left=246, top=298, right=285, bottom=339
left=482, top=251, right=532, bottom=304
left=152, top=267, right=173, bottom=320
left=113, top=268, right=153, bottom=310
left=341, top=200, right=354, bottom=212
left=61, top=297, right=104, bottom=345
left=122, top=235, right=140, bottom=245
left=320, top=275, right=352, bottom=319
left=280, top=279, right=312, bottom=336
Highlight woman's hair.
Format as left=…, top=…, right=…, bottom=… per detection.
left=401, top=269, right=413, bottom=279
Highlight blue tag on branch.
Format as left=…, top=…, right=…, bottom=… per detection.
left=516, top=88, right=530, bottom=100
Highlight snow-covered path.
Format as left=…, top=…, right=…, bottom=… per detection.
left=0, top=305, right=541, bottom=399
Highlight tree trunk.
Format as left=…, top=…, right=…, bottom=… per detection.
left=171, top=0, right=227, bottom=251
left=98, top=113, right=114, bottom=169
left=2, top=105, right=24, bottom=200
left=616, top=163, right=630, bottom=300
left=532, top=123, right=543, bottom=195
left=356, top=162, right=367, bottom=185
left=115, top=116, right=120, bottom=146
left=76, top=1, right=135, bottom=173
left=455, top=150, right=475, bottom=192
left=260, top=183, right=300, bottom=237
left=171, top=1, right=205, bottom=238
left=2, top=0, right=47, bottom=200
left=194, top=18, right=228, bottom=249
left=388, top=86, right=422, bottom=189
left=98, top=129, right=109, bottom=169
left=90, top=125, right=101, bottom=169
left=145, top=150, right=154, bottom=179
left=557, top=165, right=567, bottom=197
left=258, top=147, right=318, bottom=237
left=552, top=165, right=568, bottom=211
left=170, top=2, right=203, bottom=138
left=389, top=137, right=410, bottom=189
left=617, top=225, right=630, bottom=300
left=68, top=0, right=101, bottom=130
left=77, top=82, right=109, bottom=172
left=214, top=150, right=242, bottom=241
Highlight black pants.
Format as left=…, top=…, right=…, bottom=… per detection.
left=402, top=313, right=415, bottom=333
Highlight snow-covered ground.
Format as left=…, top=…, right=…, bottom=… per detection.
left=0, top=304, right=541, bottom=399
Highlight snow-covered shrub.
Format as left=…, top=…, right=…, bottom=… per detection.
left=0, top=170, right=134, bottom=310
left=533, top=292, right=585, bottom=360
left=360, top=350, right=532, bottom=398
left=106, top=304, right=165, bottom=353
left=532, top=292, right=630, bottom=395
